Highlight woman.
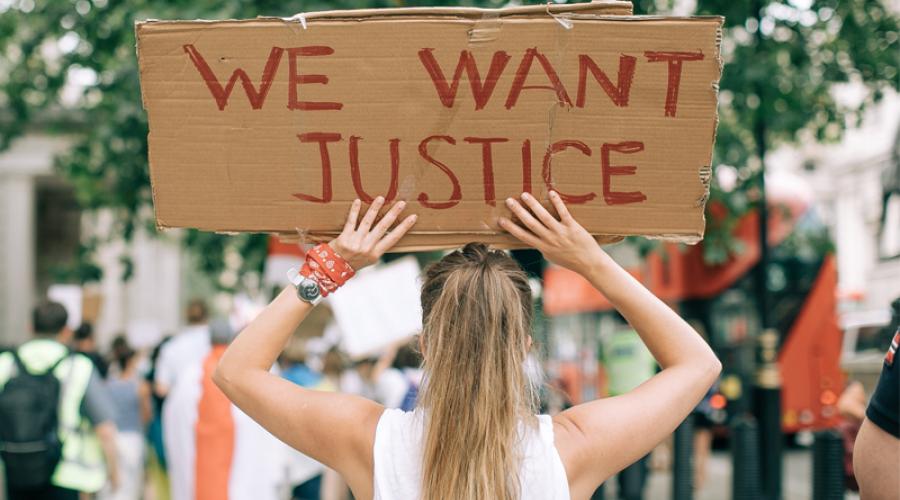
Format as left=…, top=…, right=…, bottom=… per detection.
left=100, top=336, right=152, bottom=500
left=215, top=192, right=722, bottom=499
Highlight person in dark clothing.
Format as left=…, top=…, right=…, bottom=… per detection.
left=853, top=297, right=900, bottom=500
left=73, top=323, right=109, bottom=378
left=0, top=302, right=119, bottom=500
left=145, top=334, right=173, bottom=470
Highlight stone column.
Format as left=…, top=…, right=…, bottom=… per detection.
left=0, top=135, right=70, bottom=347
left=0, top=174, right=36, bottom=346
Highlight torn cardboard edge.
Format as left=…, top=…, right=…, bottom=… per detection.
left=285, top=1, right=633, bottom=20
left=137, top=1, right=633, bottom=26
left=134, top=13, right=735, bottom=30
left=272, top=231, right=629, bottom=252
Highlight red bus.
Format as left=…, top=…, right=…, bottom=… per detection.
left=542, top=185, right=843, bottom=433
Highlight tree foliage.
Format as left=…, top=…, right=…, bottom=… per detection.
left=0, top=0, right=896, bottom=286
left=665, top=0, right=897, bottom=262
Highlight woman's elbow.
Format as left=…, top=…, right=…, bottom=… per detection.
left=212, top=359, right=234, bottom=394
left=705, top=355, right=723, bottom=384
left=711, top=356, right=723, bottom=377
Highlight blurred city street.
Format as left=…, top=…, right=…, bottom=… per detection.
left=0, top=0, right=898, bottom=499
left=643, top=451, right=817, bottom=500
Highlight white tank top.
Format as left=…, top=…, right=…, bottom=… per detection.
left=372, top=408, right=570, bottom=499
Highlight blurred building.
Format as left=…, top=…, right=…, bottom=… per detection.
left=0, top=132, right=183, bottom=349
left=773, top=90, right=900, bottom=314
left=541, top=89, right=899, bottom=432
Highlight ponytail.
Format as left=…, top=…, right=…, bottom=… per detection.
left=418, top=243, right=536, bottom=500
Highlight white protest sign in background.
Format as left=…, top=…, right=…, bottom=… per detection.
left=326, top=257, right=423, bottom=359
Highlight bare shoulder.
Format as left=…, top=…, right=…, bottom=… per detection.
left=552, top=404, right=610, bottom=498
left=332, top=394, right=385, bottom=499
left=550, top=393, right=660, bottom=497
left=552, top=412, right=584, bottom=470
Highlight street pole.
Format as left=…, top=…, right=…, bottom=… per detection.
left=755, top=329, right=782, bottom=500
left=672, top=414, right=694, bottom=500
left=750, top=1, right=783, bottom=498
left=731, top=413, right=761, bottom=500
left=812, top=429, right=845, bottom=499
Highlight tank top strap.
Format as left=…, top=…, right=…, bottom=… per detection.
left=373, top=408, right=424, bottom=500
left=536, top=414, right=556, bottom=444
left=521, top=415, right=571, bottom=499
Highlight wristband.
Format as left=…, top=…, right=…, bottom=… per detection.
left=299, top=244, right=355, bottom=297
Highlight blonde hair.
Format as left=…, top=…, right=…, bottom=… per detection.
left=418, top=243, right=537, bottom=500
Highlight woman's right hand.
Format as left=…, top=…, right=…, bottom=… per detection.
left=498, top=191, right=608, bottom=274
left=328, top=197, right=417, bottom=271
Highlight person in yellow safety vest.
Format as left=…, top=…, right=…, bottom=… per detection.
left=598, top=318, right=658, bottom=500
left=0, top=301, right=120, bottom=500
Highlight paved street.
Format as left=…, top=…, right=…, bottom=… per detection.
left=599, top=449, right=860, bottom=500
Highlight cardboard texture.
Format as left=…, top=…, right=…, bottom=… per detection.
left=137, top=2, right=722, bottom=250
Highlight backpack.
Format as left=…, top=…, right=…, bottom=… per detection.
left=0, top=350, right=69, bottom=489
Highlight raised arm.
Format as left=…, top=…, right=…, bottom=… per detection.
left=499, top=191, right=722, bottom=498
left=213, top=197, right=416, bottom=497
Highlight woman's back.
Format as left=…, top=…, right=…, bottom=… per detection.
left=214, top=195, right=722, bottom=500
left=373, top=409, right=570, bottom=500
left=107, top=374, right=142, bottom=433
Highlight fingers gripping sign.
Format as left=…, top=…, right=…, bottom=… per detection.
left=329, top=197, right=418, bottom=271
left=498, top=191, right=605, bottom=273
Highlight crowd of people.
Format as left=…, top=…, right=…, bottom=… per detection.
left=0, top=296, right=434, bottom=500
left=3, top=291, right=896, bottom=500
left=0, top=189, right=895, bottom=500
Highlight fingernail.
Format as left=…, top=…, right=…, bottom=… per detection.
left=506, top=198, right=514, bottom=206
left=354, top=199, right=361, bottom=205
left=376, top=196, right=384, bottom=203
left=498, top=217, right=507, bottom=225
left=521, top=192, right=531, bottom=200
left=398, top=200, right=407, bottom=208
left=549, top=190, right=558, bottom=198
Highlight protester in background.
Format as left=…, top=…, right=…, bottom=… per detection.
left=688, top=321, right=718, bottom=493
left=339, top=357, right=372, bottom=398
left=687, top=384, right=720, bottom=489
left=0, top=301, right=119, bottom=500
left=99, top=336, right=151, bottom=500
left=154, top=299, right=211, bottom=499
left=164, top=318, right=287, bottom=500
left=391, top=340, right=424, bottom=412
left=154, top=299, right=211, bottom=398
left=144, top=334, right=173, bottom=500
left=74, top=322, right=109, bottom=379
left=853, top=297, right=900, bottom=500
left=540, top=377, right=574, bottom=416
left=214, top=194, right=721, bottom=500
left=317, top=347, right=351, bottom=500
left=281, top=342, right=323, bottom=388
left=280, top=342, right=326, bottom=500
left=598, top=315, right=658, bottom=500
left=836, top=380, right=866, bottom=492
left=319, top=348, right=345, bottom=392
left=343, top=346, right=409, bottom=409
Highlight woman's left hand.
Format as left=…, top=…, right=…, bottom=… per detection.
left=328, top=197, right=418, bottom=270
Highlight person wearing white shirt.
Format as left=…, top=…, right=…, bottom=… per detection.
left=154, top=299, right=212, bottom=398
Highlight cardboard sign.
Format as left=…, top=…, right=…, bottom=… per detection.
left=137, top=3, right=722, bottom=250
